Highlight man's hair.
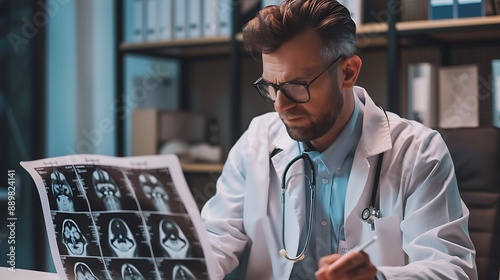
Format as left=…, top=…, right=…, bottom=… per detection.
left=242, top=0, right=356, bottom=62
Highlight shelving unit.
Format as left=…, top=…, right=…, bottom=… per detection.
left=115, top=0, right=500, bottom=166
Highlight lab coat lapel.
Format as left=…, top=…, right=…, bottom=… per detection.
left=344, top=87, right=393, bottom=249
left=270, top=131, right=305, bottom=259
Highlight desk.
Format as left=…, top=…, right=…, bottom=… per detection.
left=0, top=267, right=59, bottom=279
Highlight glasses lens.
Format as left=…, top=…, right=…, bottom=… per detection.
left=281, top=84, right=310, bottom=103
left=255, top=83, right=276, bottom=102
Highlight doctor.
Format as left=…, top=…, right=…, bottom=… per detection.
left=201, top=0, right=477, bottom=279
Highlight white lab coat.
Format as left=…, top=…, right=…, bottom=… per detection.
left=201, top=87, right=477, bottom=280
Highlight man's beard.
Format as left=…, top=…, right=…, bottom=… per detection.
left=282, top=90, right=344, bottom=142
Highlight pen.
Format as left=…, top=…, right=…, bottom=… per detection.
left=346, top=235, right=378, bottom=255
left=321, top=236, right=379, bottom=273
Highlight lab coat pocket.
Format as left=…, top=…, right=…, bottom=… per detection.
left=361, top=215, right=405, bottom=266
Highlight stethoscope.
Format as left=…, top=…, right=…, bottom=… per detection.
left=277, top=150, right=385, bottom=262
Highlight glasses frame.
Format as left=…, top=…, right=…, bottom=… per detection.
left=253, top=55, right=343, bottom=104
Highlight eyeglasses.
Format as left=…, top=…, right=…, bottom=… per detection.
left=253, top=56, right=343, bottom=104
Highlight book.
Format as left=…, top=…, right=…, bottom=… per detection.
left=457, top=0, right=484, bottom=18
left=493, top=59, right=500, bottom=127
left=429, top=0, right=456, bottom=19
left=407, top=63, right=438, bottom=127
left=20, top=154, right=217, bottom=280
left=438, top=64, right=479, bottom=128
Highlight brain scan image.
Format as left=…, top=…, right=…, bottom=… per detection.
left=108, top=218, right=137, bottom=258
left=160, top=218, right=189, bottom=258
left=92, top=168, right=122, bottom=210
left=121, top=263, right=146, bottom=280
left=61, top=219, right=88, bottom=256
left=51, top=169, right=75, bottom=212
left=74, top=262, right=99, bottom=280
left=139, top=172, right=171, bottom=212
left=172, top=264, right=197, bottom=280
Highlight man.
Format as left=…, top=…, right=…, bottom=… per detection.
left=201, top=0, right=477, bottom=279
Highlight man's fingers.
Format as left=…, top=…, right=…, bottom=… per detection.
left=318, top=253, right=342, bottom=268
left=316, top=252, right=377, bottom=280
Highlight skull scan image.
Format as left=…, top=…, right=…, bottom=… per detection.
left=74, top=262, right=99, bottom=280
left=109, top=218, right=137, bottom=258
left=92, top=168, right=122, bottom=210
left=121, top=263, right=146, bottom=280
left=160, top=218, right=189, bottom=258
left=51, top=169, right=75, bottom=212
left=139, top=172, right=171, bottom=212
left=62, top=219, right=88, bottom=256
left=172, top=264, right=197, bottom=280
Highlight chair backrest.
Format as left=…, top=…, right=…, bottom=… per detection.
left=438, top=127, right=500, bottom=280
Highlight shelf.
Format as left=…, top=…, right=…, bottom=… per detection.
left=181, top=162, right=224, bottom=173
left=356, top=22, right=389, bottom=48
left=119, top=22, right=392, bottom=57
left=396, top=16, right=500, bottom=42
left=120, top=36, right=232, bottom=58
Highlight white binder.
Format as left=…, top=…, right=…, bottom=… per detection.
left=218, top=0, right=232, bottom=36
left=133, top=0, right=145, bottom=42
left=158, top=0, right=173, bottom=41
left=342, top=0, right=363, bottom=26
left=187, top=0, right=203, bottom=38
left=145, top=0, right=158, bottom=41
left=261, top=0, right=283, bottom=8
left=407, top=63, right=438, bottom=128
left=173, top=0, right=187, bottom=39
left=203, top=0, right=218, bottom=37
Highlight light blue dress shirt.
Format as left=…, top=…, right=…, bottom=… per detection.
left=290, top=94, right=364, bottom=279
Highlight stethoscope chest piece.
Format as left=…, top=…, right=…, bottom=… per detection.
left=362, top=205, right=380, bottom=224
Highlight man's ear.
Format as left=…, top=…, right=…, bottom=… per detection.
left=340, top=55, right=362, bottom=89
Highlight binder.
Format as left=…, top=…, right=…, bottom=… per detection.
left=438, top=64, right=479, bottom=128
left=203, top=0, right=218, bottom=37
left=457, top=0, right=484, bottom=17
left=493, top=60, right=500, bottom=127
left=261, top=0, right=283, bottom=8
left=173, top=0, right=187, bottom=39
left=429, top=0, right=455, bottom=19
left=407, top=63, right=438, bottom=128
left=342, top=0, right=363, bottom=27
left=145, top=0, right=158, bottom=41
left=158, top=0, right=173, bottom=41
left=218, top=0, right=232, bottom=36
left=187, top=0, right=203, bottom=38
left=133, top=0, right=145, bottom=42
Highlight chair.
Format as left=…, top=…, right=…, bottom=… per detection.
left=437, top=127, right=500, bottom=280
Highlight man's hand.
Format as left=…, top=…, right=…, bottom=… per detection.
left=315, top=251, right=377, bottom=280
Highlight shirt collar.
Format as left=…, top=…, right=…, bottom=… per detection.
left=300, top=92, right=364, bottom=175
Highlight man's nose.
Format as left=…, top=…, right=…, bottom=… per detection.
left=274, top=90, right=296, bottom=113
